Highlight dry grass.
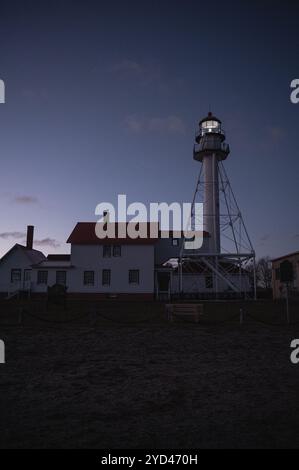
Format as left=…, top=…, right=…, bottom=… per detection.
left=0, top=299, right=299, bottom=448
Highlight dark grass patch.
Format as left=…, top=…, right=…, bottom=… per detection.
left=0, top=302, right=299, bottom=448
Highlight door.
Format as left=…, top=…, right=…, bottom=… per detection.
left=157, top=271, right=171, bottom=300
left=24, top=269, right=31, bottom=290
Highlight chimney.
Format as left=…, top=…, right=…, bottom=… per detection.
left=26, top=225, right=34, bottom=250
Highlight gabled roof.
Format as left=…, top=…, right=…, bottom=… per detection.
left=0, top=243, right=45, bottom=265
left=67, top=222, right=158, bottom=245
left=67, top=222, right=209, bottom=245
left=272, top=251, right=299, bottom=263
left=47, top=254, right=71, bottom=261
left=32, top=259, right=73, bottom=269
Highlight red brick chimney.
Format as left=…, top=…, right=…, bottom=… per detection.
left=26, top=225, right=34, bottom=250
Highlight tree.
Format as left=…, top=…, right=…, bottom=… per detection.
left=244, top=256, right=272, bottom=290
left=256, top=256, right=272, bottom=289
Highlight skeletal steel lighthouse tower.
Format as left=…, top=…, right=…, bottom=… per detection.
left=179, top=112, right=256, bottom=299
left=193, top=112, right=230, bottom=253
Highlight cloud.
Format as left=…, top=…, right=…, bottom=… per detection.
left=34, top=238, right=61, bottom=248
left=260, top=234, right=270, bottom=242
left=13, top=195, right=38, bottom=204
left=293, top=234, right=299, bottom=239
left=258, top=234, right=271, bottom=247
left=111, top=59, right=144, bottom=75
left=111, top=60, right=161, bottom=84
left=0, top=230, right=60, bottom=250
left=0, top=232, right=60, bottom=248
left=124, top=115, right=144, bottom=133
left=125, top=115, right=186, bottom=135
left=148, top=116, right=186, bottom=134
left=0, top=231, right=25, bottom=240
left=110, top=59, right=183, bottom=92
left=267, top=126, right=286, bottom=141
left=21, top=88, right=49, bottom=101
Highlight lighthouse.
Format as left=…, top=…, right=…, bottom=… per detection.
left=179, top=112, right=256, bottom=299
left=193, top=112, right=230, bottom=254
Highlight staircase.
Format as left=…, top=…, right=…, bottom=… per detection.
left=201, top=257, right=243, bottom=294
left=5, top=281, right=31, bottom=300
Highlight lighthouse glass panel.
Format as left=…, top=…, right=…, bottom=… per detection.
left=201, top=120, right=220, bottom=135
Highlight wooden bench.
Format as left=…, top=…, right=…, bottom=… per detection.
left=166, top=303, right=204, bottom=323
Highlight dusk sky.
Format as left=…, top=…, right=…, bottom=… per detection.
left=0, top=0, right=298, bottom=259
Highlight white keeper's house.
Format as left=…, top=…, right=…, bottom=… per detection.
left=0, top=224, right=250, bottom=300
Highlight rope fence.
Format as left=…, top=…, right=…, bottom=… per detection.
left=0, top=304, right=298, bottom=328
left=23, top=308, right=90, bottom=324
left=94, top=310, right=162, bottom=325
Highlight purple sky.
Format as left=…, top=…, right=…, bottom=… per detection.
left=0, top=0, right=299, bottom=259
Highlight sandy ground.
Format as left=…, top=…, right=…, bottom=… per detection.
left=1, top=301, right=299, bottom=448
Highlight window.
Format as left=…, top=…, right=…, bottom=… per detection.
left=129, top=269, right=140, bottom=284
left=172, top=238, right=179, bottom=247
left=56, top=271, right=67, bottom=286
left=205, top=275, right=213, bottom=289
left=24, top=270, right=31, bottom=282
left=113, top=245, right=121, bottom=257
left=293, top=263, right=297, bottom=280
left=102, top=269, right=111, bottom=286
left=84, top=271, right=94, bottom=286
left=103, top=245, right=111, bottom=258
left=11, top=269, right=21, bottom=283
left=275, top=268, right=280, bottom=281
left=37, top=271, right=48, bottom=285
